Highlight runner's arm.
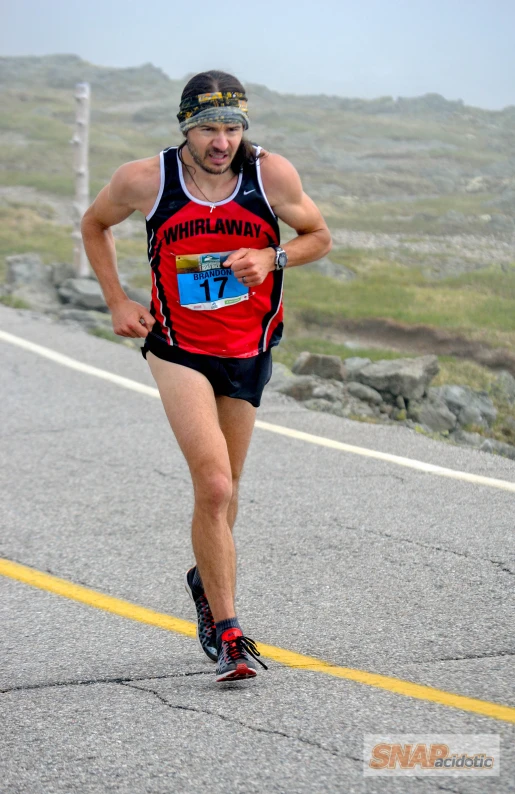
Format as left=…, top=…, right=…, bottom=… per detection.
left=81, top=164, right=155, bottom=337
left=261, top=153, right=332, bottom=267
left=226, top=154, right=331, bottom=283
left=81, top=165, right=138, bottom=309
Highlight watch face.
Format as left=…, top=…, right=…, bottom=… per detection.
left=278, top=251, right=288, bottom=268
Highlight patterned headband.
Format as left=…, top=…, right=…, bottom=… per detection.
left=177, top=91, right=249, bottom=132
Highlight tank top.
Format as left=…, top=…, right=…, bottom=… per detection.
left=145, top=145, right=283, bottom=358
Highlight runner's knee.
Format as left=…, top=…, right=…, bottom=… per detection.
left=193, top=469, right=233, bottom=511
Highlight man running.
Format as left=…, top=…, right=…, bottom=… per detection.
left=81, top=70, right=332, bottom=682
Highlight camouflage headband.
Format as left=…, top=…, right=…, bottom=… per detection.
left=177, top=91, right=249, bottom=133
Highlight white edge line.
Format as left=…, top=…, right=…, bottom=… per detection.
left=0, top=330, right=159, bottom=399
left=2, top=329, right=515, bottom=494
left=254, top=420, right=515, bottom=493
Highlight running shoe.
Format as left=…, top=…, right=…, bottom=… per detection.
left=216, top=627, right=268, bottom=682
left=184, top=566, right=217, bottom=662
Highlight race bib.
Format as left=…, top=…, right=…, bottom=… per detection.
left=176, top=251, right=249, bottom=311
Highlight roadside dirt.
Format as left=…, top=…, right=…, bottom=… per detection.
left=304, top=318, right=515, bottom=376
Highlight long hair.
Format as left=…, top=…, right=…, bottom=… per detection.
left=179, top=70, right=265, bottom=173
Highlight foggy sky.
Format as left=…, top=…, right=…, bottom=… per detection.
left=2, top=0, right=514, bottom=110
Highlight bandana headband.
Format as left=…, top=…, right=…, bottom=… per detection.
left=178, top=91, right=249, bottom=133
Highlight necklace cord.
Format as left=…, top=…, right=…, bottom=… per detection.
left=179, top=144, right=237, bottom=209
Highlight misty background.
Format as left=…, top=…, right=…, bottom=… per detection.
left=2, top=1, right=515, bottom=453
left=1, top=0, right=514, bottom=110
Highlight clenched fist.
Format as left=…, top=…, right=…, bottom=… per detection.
left=110, top=298, right=155, bottom=338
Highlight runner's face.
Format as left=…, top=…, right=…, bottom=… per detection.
left=186, top=123, right=244, bottom=175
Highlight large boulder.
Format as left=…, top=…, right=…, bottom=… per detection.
left=354, top=355, right=439, bottom=400
left=347, top=382, right=383, bottom=405
left=4, top=253, right=59, bottom=310
left=278, top=374, right=344, bottom=402
left=58, top=278, right=108, bottom=311
left=51, top=262, right=76, bottom=288
left=344, top=357, right=372, bottom=379
left=277, top=375, right=319, bottom=401
left=291, top=352, right=345, bottom=381
left=409, top=399, right=457, bottom=432
left=6, top=253, right=47, bottom=289
left=430, top=385, right=497, bottom=427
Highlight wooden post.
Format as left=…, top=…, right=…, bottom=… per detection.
left=71, top=82, right=90, bottom=277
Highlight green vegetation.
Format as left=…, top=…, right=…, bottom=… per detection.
left=272, top=336, right=408, bottom=370
left=87, top=327, right=123, bottom=344
left=0, top=206, right=73, bottom=280
left=0, top=205, right=148, bottom=281
left=282, top=256, right=515, bottom=344
left=1, top=55, right=514, bottom=449
left=0, top=294, right=30, bottom=309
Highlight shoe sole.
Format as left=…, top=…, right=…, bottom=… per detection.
left=184, top=569, right=217, bottom=663
left=216, top=663, right=257, bottom=683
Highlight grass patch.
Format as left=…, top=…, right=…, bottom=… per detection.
left=0, top=294, right=30, bottom=309
left=0, top=207, right=74, bottom=281
left=433, top=358, right=493, bottom=392
left=87, top=327, right=122, bottom=344
left=323, top=193, right=494, bottom=233
left=272, top=335, right=409, bottom=369
left=283, top=260, right=515, bottom=337
left=0, top=170, right=74, bottom=196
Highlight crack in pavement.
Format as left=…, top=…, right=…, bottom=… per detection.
left=419, top=650, right=515, bottom=664
left=0, top=671, right=212, bottom=695
left=0, top=417, right=160, bottom=441
left=153, top=469, right=189, bottom=482
left=356, top=526, right=515, bottom=577
left=121, top=681, right=358, bottom=762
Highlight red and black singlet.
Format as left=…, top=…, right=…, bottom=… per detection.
left=145, top=146, right=283, bottom=358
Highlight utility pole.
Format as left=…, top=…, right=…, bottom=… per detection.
left=71, top=82, right=90, bottom=277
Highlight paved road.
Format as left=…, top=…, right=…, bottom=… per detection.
left=1, top=304, right=514, bottom=794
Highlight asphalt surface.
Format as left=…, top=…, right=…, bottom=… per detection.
left=1, top=303, right=514, bottom=794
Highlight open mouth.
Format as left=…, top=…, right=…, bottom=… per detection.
left=208, top=151, right=229, bottom=165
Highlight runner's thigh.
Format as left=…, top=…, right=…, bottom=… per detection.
left=216, top=396, right=256, bottom=479
left=147, top=352, right=230, bottom=478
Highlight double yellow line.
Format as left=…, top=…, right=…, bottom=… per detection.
left=2, top=557, right=514, bottom=724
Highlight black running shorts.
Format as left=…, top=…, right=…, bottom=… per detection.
left=141, top=332, right=273, bottom=408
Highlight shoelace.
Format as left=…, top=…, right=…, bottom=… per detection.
left=223, top=635, right=268, bottom=670
left=197, top=594, right=216, bottom=635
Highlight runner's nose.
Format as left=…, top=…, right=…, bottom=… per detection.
left=212, top=132, right=228, bottom=151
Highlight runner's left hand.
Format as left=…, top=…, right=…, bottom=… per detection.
left=225, top=247, right=276, bottom=287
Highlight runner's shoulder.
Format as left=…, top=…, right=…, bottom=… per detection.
left=109, top=156, right=161, bottom=209
left=258, top=151, right=302, bottom=205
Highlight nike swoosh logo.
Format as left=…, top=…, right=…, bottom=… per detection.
left=243, top=189, right=255, bottom=195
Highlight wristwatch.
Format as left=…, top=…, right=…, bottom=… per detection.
left=270, top=245, right=288, bottom=270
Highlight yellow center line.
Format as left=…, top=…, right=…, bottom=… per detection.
left=2, top=557, right=514, bottom=724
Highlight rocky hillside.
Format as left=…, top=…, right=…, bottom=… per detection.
left=1, top=54, right=515, bottom=375
left=1, top=54, right=515, bottom=236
